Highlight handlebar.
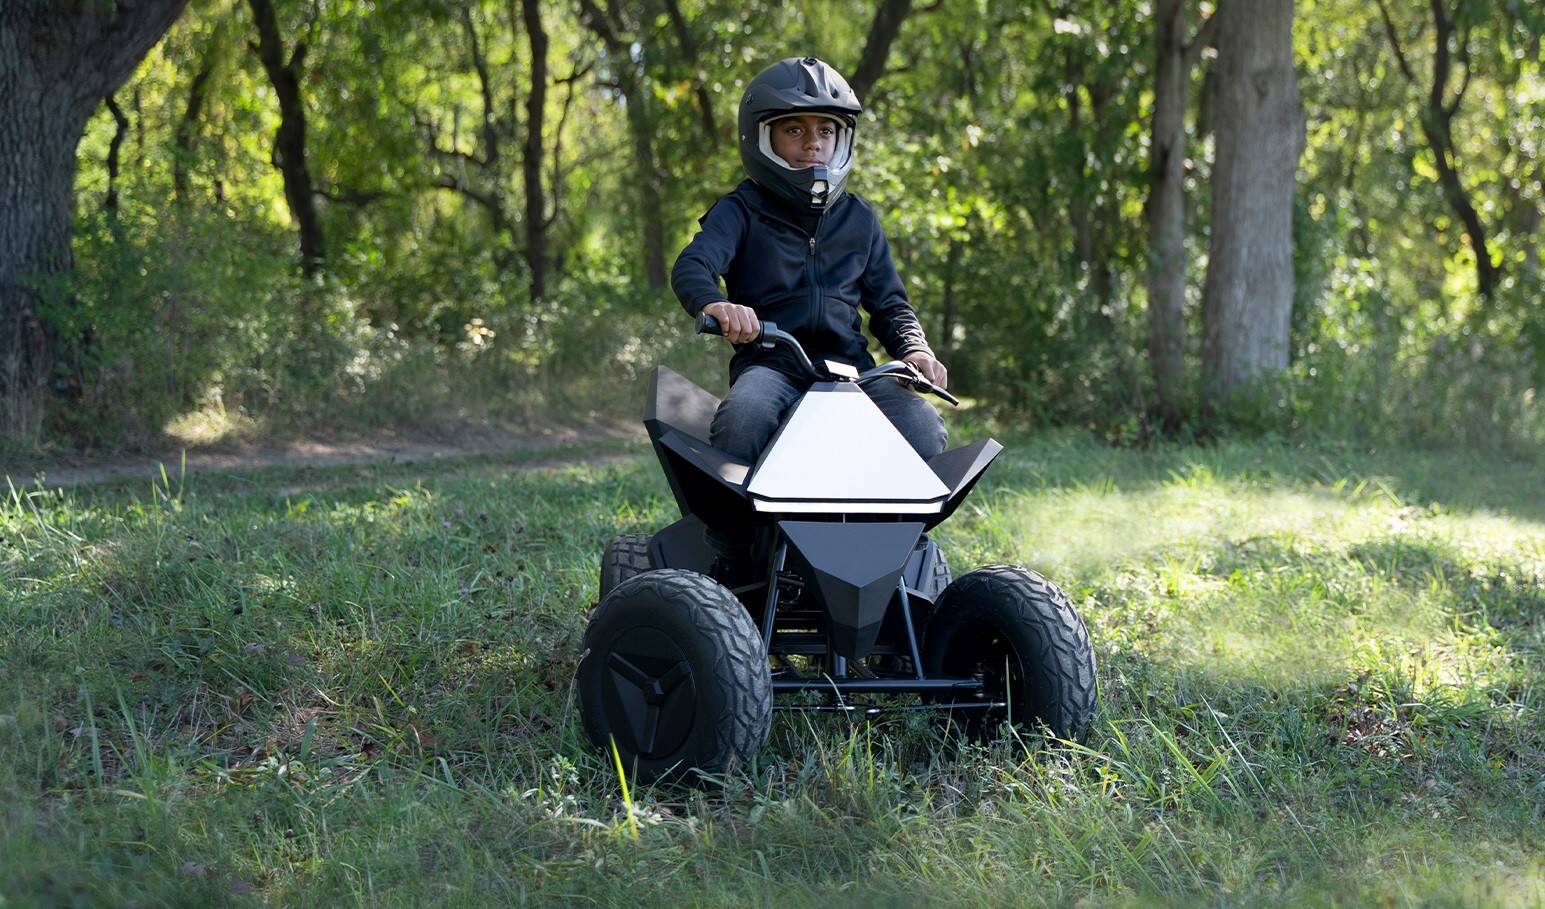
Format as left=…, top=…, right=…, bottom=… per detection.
left=695, top=310, right=957, bottom=406
left=855, top=361, right=960, bottom=406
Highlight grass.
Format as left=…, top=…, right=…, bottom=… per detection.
left=1, top=431, right=1541, bottom=906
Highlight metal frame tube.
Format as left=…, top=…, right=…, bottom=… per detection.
left=761, top=540, right=787, bottom=652
left=897, top=582, right=924, bottom=680
left=772, top=678, right=982, bottom=694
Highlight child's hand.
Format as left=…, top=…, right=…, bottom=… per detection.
left=903, top=351, right=949, bottom=390
left=703, top=301, right=762, bottom=344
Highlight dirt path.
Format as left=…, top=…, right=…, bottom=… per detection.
left=3, top=422, right=644, bottom=490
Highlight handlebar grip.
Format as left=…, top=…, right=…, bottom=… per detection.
left=695, top=312, right=723, bottom=336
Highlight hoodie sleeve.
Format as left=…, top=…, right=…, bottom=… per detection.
left=859, top=215, right=934, bottom=361
left=671, top=198, right=748, bottom=317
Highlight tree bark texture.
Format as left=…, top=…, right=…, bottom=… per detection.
left=1201, top=0, right=1304, bottom=406
left=1145, top=0, right=1191, bottom=426
left=0, top=0, right=189, bottom=438
left=521, top=0, right=549, bottom=301
left=247, top=0, right=324, bottom=278
left=850, top=0, right=913, bottom=102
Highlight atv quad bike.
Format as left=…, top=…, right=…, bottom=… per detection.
left=578, top=314, right=1097, bottom=781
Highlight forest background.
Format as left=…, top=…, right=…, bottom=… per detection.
left=0, top=0, right=1541, bottom=453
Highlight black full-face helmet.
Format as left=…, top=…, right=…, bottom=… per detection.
left=739, top=56, right=863, bottom=212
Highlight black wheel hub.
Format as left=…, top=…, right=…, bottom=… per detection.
left=940, top=630, right=1021, bottom=722
left=601, top=627, right=696, bottom=758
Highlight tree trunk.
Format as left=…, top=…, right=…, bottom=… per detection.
left=521, top=0, right=549, bottom=301
left=247, top=0, right=324, bottom=278
left=0, top=0, right=189, bottom=439
left=1145, top=0, right=1190, bottom=427
left=850, top=0, right=913, bottom=102
left=1201, top=0, right=1304, bottom=407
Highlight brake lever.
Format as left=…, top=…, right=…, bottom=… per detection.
left=898, top=363, right=960, bottom=407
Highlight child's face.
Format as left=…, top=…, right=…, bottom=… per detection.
left=769, top=115, right=839, bottom=168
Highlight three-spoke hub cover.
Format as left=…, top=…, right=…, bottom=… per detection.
left=600, top=627, right=696, bottom=758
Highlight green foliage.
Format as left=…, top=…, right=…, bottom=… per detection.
left=38, top=0, right=1542, bottom=449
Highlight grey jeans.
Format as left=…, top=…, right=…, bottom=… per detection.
left=710, top=365, right=948, bottom=466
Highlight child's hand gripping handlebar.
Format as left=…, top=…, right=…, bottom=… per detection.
left=696, top=312, right=957, bottom=406
left=695, top=311, right=822, bottom=379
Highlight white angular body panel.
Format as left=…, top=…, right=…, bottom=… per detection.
left=746, top=384, right=948, bottom=512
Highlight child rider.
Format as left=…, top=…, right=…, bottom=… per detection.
left=671, top=56, right=950, bottom=474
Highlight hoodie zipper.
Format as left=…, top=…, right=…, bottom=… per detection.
left=806, top=209, right=828, bottom=342
left=807, top=235, right=819, bottom=333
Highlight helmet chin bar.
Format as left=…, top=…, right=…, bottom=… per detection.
left=811, top=173, right=829, bottom=208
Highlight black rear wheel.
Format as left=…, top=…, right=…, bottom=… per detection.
left=599, top=532, right=654, bottom=599
left=922, top=565, right=1097, bottom=740
left=578, top=570, right=771, bottom=782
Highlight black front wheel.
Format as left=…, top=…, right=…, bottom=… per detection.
left=922, top=565, right=1097, bottom=740
left=578, top=570, right=772, bottom=783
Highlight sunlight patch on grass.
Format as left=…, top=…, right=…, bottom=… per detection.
left=163, top=400, right=259, bottom=446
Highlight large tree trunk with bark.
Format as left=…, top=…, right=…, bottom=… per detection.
left=0, top=0, right=189, bottom=439
left=1145, top=0, right=1204, bottom=428
left=247, top=0, right=324, bottom=278
left=1201, top=0, right=1304, bottom=407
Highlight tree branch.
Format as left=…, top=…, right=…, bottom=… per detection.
left=460, top=5, right=501, bottom=168
left=577, top=0, right=624, bottom=53
left=546, top=58, right=590, bottom=229
left=1183, top=10, right=1218, bottom=71
left=850, top=0, right=913, bottom=101
left=1375, top=0, right=1418, bottom=84
left=1443, top=18, right=1474, bottom=119
left=661, top=0, right=719, bottom=145
left=315, top=184, right=391, bottom=207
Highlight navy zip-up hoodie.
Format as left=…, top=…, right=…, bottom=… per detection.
left=671, top=179, right=933, bottom=383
